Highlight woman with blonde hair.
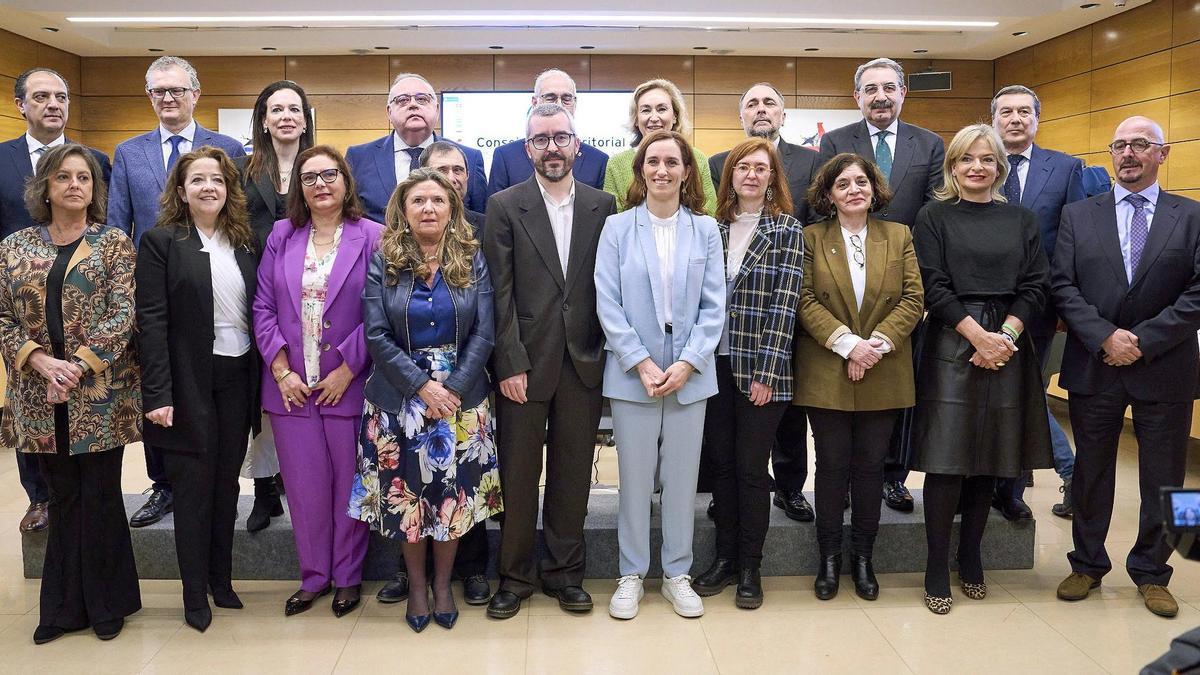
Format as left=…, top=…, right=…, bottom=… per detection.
left=910, top=124, right=1051, bottom=614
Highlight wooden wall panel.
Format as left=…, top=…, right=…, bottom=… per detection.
left=1173, top=42, right=1200, bottom=94
left=494, top=55, right=590, bottom=91
left=589, top=55, right=694, bottom=92
left=82, top=56, right=284, bottom=96
left=1170, top=90, right=1200, bottom=141
left=694, top=56, right=796, bottom=96
left=82, top=95, right=257, bottom=133
left=313, top=129, right=389, bottom=154
left=901, top=98, right=989, bottom=132
left=1091, top=0, right=1174, bottom=69
left=794, top=96, right=857, bottom=111
left=900, top=59, right=995, bottom=99
left=0, top=115, right=27, bottom=140
left=285, top=56, right=389, bottom=95
left=1171, top=139, right=1200, bottom=189
left=74, top=131, right=127, bottom=156
left=794, top=57, right=861, bottom=96
left=1077, top=151, right=1113, bottom=172
left=1176, top=0, right=1200, bottom=45
left=1032, top=27, right=1093, bottom=86
left=994, top=48, right=1035, bottom=88
left=0, top=29, right=39, bottom=80
left=1035, top=116, right=1091, bottom=156
left=1089, top=98, right=1173, bottom=153
left=309, top=94, right=388, bottom=130
left=1037, top=74, right=1091, bottom=121
left=36, top=44, right=80, bottom=94
left=388, top=55, right=494, bottom=92
left=694, top=128, right=748, bottom=157
left=1090, top=51, right=1172, bottom=110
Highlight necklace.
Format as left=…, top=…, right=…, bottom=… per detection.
left=49, top=223, right=87, bottom=246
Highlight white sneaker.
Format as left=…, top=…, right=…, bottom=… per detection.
left=609, top=574, right=644, bottom=619
left=661, top=574, right=705, bottom=617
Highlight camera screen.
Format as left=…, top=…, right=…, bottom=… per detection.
left=1170, top=491, right=1200, bottom=528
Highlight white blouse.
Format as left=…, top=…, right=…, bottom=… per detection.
left=830, top=224, right=892, bottom=359
left=196, top=228, right=250, bottom=357
left=649, top=209, right=679, bottom=327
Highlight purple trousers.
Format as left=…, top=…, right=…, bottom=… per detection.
left=270, top=412, right=369, bottom=592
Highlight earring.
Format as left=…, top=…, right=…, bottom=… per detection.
left=728, top=186, right=736, bottom=199
left=765, top=186, right=774, bottom=202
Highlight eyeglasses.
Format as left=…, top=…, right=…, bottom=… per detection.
left=299, top=168, right=341, bottom=186
left=538, top=93, right=576, bottom=105
left=1108, top=138, right=1165, bottom=155
left=389, top=93, right=434, bottom=107
left=148, top=87, right=192, bottom=101
left=733, top=163, right=772, bottom=178
left=526, top=132, right=575, bottom=150
left=849, top=234, right=865, bottom=270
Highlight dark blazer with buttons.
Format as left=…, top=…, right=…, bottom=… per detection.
left=234, top=155, right=287, bottom=252
left=709, top=140, right=822, bottom=225
left=818, top=119, right=944, bottom=227
left=1052, top=190, right=1200, bottom=403
left=794, top=217, right=924, bottom=411
left=136, top=224, right=262, bottom=452
left=362, top=250, right=494, bottom=411
left=483, top=175, right=617, bottom=400
left=0, top=136, right=112, bottom=241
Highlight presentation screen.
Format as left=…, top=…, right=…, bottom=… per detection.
left=440, top=91, right=633, bottom=174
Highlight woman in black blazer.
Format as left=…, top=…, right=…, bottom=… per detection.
left=136, top=146, right=261, bottom=633
left=235, top=80, right=315, bottom=532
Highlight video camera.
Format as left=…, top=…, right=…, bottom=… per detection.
left=1160, top=487, right=1200, bottom=561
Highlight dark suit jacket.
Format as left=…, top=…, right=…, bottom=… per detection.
left=818, top=119, right=944, bottom=227
left=1020, top=144, right=1086, bottom=263
left=709, top=139, right=821, bottom=224
left=345, top=133, right=487, bottom=222
left=135, top=224, right=261, bottom=452
left=0, top=136, right=112, bottom=241
left=487, top=139, right=608, bottom=197
left=483, top=177, right=617, bottom=399
left=234, top=155, right=286, bottom=252
left=1052, top=190, right=1200, bottom=402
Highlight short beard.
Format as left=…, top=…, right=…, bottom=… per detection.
left=535, top=155, right=573, bottom=182
left=748, top=127, right=778, bottom=140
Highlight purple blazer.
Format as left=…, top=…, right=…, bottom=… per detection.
left=254, top=216, right=384, bottom=417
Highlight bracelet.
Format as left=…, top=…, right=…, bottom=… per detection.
left=72, top=357, right=93, bottom=377
left=273, top=368, right=293, bottom=383
left=1001, top=323, right=1020, bottom=340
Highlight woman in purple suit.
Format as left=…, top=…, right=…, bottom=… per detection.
left=254, top=145, right=382, bottom=618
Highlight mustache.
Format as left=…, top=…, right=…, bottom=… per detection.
left=869, top=100, right=894, bottom=110
left=542, top=152, right=566, bottom=162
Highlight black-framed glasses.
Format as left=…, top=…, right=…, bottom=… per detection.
left=1108, top=138, right=1165, bottom=155
left=147, top=87, right=192, bottom=101
left=849, top=234, right=865, bottom=270
left=389, top=93, right=434, bottom=107
left=526, top=132, right=575, bottom=150
left=299, top=168, right=341, bottom=186
left=538, top=93, right=576, bottom=105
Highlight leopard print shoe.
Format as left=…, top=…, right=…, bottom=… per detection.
left=961, top=581, right=987, bottom=600
left=924, top=593, right=953, bottom=615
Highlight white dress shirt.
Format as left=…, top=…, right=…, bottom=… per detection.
left=1010, top=143, right=1033, bottom=194
left=536, top=177, right=575, bottom=277
left=1113, top=181, right=1160, bottom=282
left=159, top=120, right=197, bottom=168
left=649, top=209, right=680, bottom=327
left=26, top=133, right=65, bottom=170
left=196, top=228, right=251, bottom=357
left=393, top=132, right=434, bottom=184
left=867, top=118, right=899, bottom=159
left=830, top=224, right=893, bottom=359
left=719, top=210, right=760, bottom=356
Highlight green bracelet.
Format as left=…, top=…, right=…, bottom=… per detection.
left=1001, top=323, right=1020, bottom=341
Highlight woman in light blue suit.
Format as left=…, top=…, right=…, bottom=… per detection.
left=595, top=130, right=726, bottom=620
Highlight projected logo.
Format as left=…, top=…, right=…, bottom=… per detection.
left=780, top=109, right=865, bottom=149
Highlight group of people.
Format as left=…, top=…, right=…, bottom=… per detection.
left=1, top=53, right=1196, bottom=646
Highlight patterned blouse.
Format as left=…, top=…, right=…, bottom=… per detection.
left=301, top=224, right=343, bottom=386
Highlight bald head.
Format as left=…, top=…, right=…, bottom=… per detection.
left=1111, top=115, right=1168, bottom=192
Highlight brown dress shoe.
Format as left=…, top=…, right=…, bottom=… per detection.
left=19, top=502, right=48, bottom=533
left=1056, top=572, right=1100, bottom=601
left=1138, top=584, right=1178, bottom=618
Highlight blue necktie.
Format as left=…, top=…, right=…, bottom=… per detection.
left=1004, top=155, right=1024, bottom=204
left=874, top=130, right=892, bottom=180
left=1126, top=193, right=1149, bottom=281
left=167, top=135, right=185, bottom=171
left=404, top=147, right=423, bottom=172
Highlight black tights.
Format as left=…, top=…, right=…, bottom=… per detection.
left=402, top=539, right=459, bottom=616
left=923, top=473, right=994, bottom=597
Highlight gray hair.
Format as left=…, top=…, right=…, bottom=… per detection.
left=390, top=72, right=435, bottom=93
left=145, top=56, right=200, bottom=90
left=419, top=140, right=466, bottom=168
left=853, top=57, right=905, bottom=91
left=990, top=85, right=1041, bottom=119
left=739, top=81, right=786, bottom=109
left=533, top=68, right=576, bottom=96
left=14, top=68, right=69, bottom=100
left=525, top=102, right=576, bottom=137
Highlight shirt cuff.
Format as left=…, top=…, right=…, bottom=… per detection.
left=830, top=333, right=862, bottom=359
left=870, top=331, right=894, bottom=354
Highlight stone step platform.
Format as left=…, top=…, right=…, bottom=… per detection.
left=22, top=489, right=1034, bottom=579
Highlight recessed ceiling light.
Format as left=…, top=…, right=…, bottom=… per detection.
left=693, top=46, right=708, bottom=50
left=261, top=46, right=277, bottom=51
left=148, top=48, right=164, bottom=52
left=489, top=45, right=503, bottom=50
left=374, top=46, right=389, bottom=50
left=1012, top=31, right=1027, bottom=36
left=1080, top=3, right=1099, bottom=7
left=804, top=47, right=819, bottom=52
left=41, top=26, right=59, bottom=33
left=913, top=49, right=928, bottom=53
left=580, top=45, right=595, bottom=50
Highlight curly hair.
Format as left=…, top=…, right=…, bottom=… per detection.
left=380, top=168, right=478, bottom=288
left=155, top=146, right=253, bottom=250
left=24, top=144, right=108, bottom=225
left=714, top=137, right=794, bottom=223
left=807, top=153, right=893, bottom=220
left=624, top=130, right=707, bottom=215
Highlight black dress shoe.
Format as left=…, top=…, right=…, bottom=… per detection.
left=332, top=585, right=361, bottom=618
left=376, top=571, right=409, bottom=604
left=882, top=481, right=914, bottom=513
left=210, top=585, right=243, bottom=609
left=706, top=498, right=716, bottom=520
left=433, top=598, right=459, bottom=629
left=486, top=590, right=522, bottom=619
left=33, top=625, right=66, bottom=645
left=993, top=494, right=1033, bottom=521
left=691, top=557, right=737, bottom=596
left=544, top=585, right=593, bottom=612
left=773, top=490, right=815, bottom=522
left=462, top=575, right=492, bottom=605
left=93, top=618, right=123, bottom=640
left=246, top=477, right=284, bottom=533
left=814, top=554, right=842, bottom=600
left=851, top=556, right=879, bottom=601
left=735, top=566, right=763, bottom=609
left=406, top=612, right=431, bottom=633
left=185, top=606, right=212, bottom=633
left=285, top=585, right=332, bottom=616
left=129, top=488, right=173, bottom=528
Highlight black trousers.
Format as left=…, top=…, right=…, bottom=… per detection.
left=922, top=473, right=994, bottom=595
left=144, top=443, right=171, bottom=492
left=38, top=444, right=141, bottom=629
left=771, top=405, right=809, bottom=492
left=162, top=354, right=253, bottom=610
left=17, top=446, right=49, bottom=503
left=807, top=407, right=899, bottom=558
left=705, top=357, right=788, bottom=566
left=1067, top=378, right=1191, bottom=586
left=453, top=522, right=490, bottom=578
left=495, top=354, right=602, bottom=596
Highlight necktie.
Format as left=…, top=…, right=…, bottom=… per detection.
left=31, top=145, right=46, bottom=170
left=167, top=135, right=185, bottom=171
left=874, top=130, right=892, bottom=181
left=1126, top=193, right=1149, bottom=280
left=1004, top=155, right=1025, bottom=204
left=403, top=147, right=423, bottom=172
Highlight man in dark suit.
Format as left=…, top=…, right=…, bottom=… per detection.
left=1053, top=116, right=1200, bottom=619
left=1, top=67, right=111, bottom=535
left=483, top=103, right=617, bottom=619
left=706, top=81, right=822, bottom=522
left=108, top=56, right=246, bottom=528
left=486, top=69, right=607, bottom=196
left=420, top=141, right=486, bottom=235
left=990, top=85, right=1086, bottom=522
left=345, top=73, right=487, bottom=221
left=819, top=57, right=945, bottom=512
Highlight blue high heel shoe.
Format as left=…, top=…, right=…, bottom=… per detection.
left=406, top=612, right=431, bottom=633
left=433, top=609, right=459, bottom=629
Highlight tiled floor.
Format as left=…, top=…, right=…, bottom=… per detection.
left=1, top=401, right=1197, bottom=674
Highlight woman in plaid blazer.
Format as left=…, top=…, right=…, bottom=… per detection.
left=690, top=138, right=803, bottom=609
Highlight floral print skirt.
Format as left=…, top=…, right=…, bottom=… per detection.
left=348, top=345, right=502, bottom=542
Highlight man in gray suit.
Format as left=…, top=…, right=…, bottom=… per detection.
left=482, top=103, right=616, bottom=619
left=818, top=57, right=945, bottom=512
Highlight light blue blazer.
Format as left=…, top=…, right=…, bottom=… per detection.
left=594, top=204, right=726, bottom=405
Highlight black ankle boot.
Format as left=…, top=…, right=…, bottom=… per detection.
left=735, top=565, right=763, bottom=609
left=246, top=477, right=284, bottom=533
left=692, top=558, right=737, bottom=596
left=814, top=554, right=841, bottom=600
left=851, top=556, right=879, bottom=601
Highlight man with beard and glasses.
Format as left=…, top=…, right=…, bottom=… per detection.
left=482, top=103, right=617, bottom=619
left=818, top=57, right=945, bottom=514
left=703, top=82, right=822, bottom=524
